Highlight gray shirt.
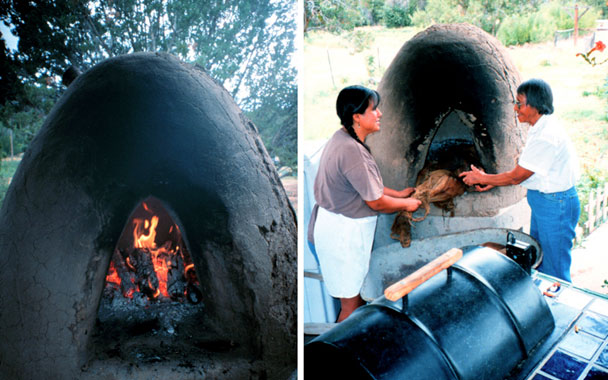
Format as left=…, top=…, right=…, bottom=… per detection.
left=308, top=128, right=384, bottom=243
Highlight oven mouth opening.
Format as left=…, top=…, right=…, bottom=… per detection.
left=92, top=196, right=237, bottom=364
left=417, top=109, right=486, bottom=183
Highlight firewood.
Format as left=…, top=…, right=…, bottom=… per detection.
left=112, top=249, right=137, bottom=297
left=128, top=248, right=160, bottom=300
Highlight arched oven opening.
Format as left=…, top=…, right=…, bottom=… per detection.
left=416, top=109, right=484, bottom=184
left=92, top=196, right=219, bottom=364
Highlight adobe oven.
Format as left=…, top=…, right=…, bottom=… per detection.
left=0, top=53, right=296, bottom=379
left=369, top=24, right=531, bottom=247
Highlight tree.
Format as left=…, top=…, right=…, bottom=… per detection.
left=0, top=0, right=297, bottom=166
left=304, top=0, right=368, bottom=33
left=411, top=0, right=537, bottom=35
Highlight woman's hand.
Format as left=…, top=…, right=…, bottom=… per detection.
left=403, top=197, right=422, bottom=212
left=399, top=187, right=416, bottom=198
left=383, top=186, right=415, bottom=198
left=366, top=195, right=422, bottom=213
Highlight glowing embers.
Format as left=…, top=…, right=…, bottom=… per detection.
left=104, top=197, right=201, bottom=305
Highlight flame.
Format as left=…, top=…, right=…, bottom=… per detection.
left=133, top=216, right=159, bottom=249
left=104, top=200, right=196, bottom=302
left=151, top=247, right=170, bottom=298
left=131, top=214, right=171, bottom=298
left=106, top=261, right=121, bottom=285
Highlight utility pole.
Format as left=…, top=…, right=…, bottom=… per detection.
left=565, top=3, right=590, bottom=46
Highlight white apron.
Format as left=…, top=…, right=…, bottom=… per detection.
left=313, top=206, right=378, bottom=298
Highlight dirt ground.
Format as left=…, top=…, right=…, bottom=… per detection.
left=571, top=223, right=608, bottom=295
left=281, top=176, right=297, bottom=214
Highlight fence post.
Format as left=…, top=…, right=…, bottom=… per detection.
left=595, top=187, right=602, bottom=230
left=603, top=182, right=608, bottom=222
left=587, top=190, right=596, bottom=233
left=326, top=50, right=336, bottom=89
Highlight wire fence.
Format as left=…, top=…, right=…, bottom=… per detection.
left=585, top=182, right=608, bottom=235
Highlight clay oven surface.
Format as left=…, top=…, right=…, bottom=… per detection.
left=0, top=52, right=296, bottom=379
left=369, top=24, right=527, bottom=217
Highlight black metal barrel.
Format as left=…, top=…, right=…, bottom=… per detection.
left=305, top=247, right=554, bottom=379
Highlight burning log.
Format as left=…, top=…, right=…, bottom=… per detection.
left=184, top=262, right=202, bottom=304
left=111, top=249, right=137, bottom=298
left=128, top=248, right=160, bottom=300
left=167, top=249, right=186, bottom=300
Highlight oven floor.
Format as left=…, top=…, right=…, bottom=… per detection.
left=83, top=301, right=267, bottom=379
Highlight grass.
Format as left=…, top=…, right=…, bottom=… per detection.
left=0, top=158, right=21, bottom=203
left=303, top=26, right=421, bottom=143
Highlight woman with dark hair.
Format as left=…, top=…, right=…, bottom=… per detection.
left=460, top=78, right=580, bottom=282
left=308, top=85, right=422, bottom=322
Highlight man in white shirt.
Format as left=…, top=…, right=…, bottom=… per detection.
left=460, top=79, right=580, bottom=282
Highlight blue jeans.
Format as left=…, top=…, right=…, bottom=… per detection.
left=527, top=187, right=580, bottom=282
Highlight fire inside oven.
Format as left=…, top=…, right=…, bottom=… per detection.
left=95, top=196, right=208, bottom=353
left=416, top=109, right=483, bottom=183
left=102, top=196, right=201, bottom=305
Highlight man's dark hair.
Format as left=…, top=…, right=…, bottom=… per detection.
left=517, top=79, right=554, bottom=115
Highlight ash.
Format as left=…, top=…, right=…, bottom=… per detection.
left=98, top=286, right=205, bottom=337
left=91, top=286, right=235, bottom=366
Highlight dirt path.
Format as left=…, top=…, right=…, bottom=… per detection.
left=571, top=223, right=608, bottom=295
left=281, top=176, right=297, bottom=214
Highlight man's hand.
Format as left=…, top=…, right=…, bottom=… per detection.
left=475, top=184, right=495, bottom=192
left=459, top=165, right=485, bottom=186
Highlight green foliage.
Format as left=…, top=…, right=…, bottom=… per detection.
left=497, top=11, right=554, bottom=45
left=0, top=158, right=20, bottom=206
left=345, top=30, right=374, bottom=53
left=497, top=2, right=601, bottom=46
left=305, top=0, right=418, bottom=31
left=366, top=55, right=377, bottom=79
left=411, top=0, right=535, bottom=35
left=0, top=80, right=58, bottom=156
left=586, top=0, right=608, bottom=17
left=545, top=1, right=600, bottom=30
left=305, top=0, right=367, bottom=33
left=245, top=86, right=297, bottom=169
left=1, top=0, right=297, bottom=169
left=408, top=0, right=601, bottom=42
left=383, top=3, right=415, bottom=28
left=585, top=75, right=608, bottom=122
left=304, top=0, right=605, bottom=37
left=411, top=0, right=466, bottom=28
left=368, top=0, right=386, bottom=24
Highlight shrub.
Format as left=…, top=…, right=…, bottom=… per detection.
left=497, top=2, right=601, bottom=46
left=383, top=3, right=412, bottom=28
left=497, top=12, right=555, bottom=45
left=410, top=0, right=466, bottom=28
left=346, top=29, right=374, bottom=53
left=305, top=0, right=367, bottom=33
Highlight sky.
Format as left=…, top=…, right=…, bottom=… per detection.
left=0, top=23, right=18, bottom=51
